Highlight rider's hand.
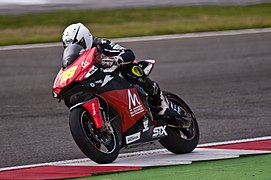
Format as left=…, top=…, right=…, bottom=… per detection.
left=112, top=55, right=124, bottom=66
left=100, top=58, right=114, bottom=68
left=101, top=55, right=123, bottom=68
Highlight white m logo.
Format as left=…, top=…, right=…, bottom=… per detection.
left=128, top=89, right=141, bottom=109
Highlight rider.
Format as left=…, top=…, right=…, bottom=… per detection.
left=62, top=22, right=181, bottom=120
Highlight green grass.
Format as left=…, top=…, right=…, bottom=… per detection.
left=76, top=154, right=271, bottom=180
left=1, top=3, right=271, bottom=46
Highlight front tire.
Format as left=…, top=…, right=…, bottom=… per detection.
left=69, top=107, right=120, bottom=164
left=159, top=92, right=200, bottom=154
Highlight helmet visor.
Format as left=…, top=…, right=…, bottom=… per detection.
left=63, top=37, right=86, bottom=49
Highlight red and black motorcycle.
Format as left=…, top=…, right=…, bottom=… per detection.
left=52, top=44, right=199, bottom=164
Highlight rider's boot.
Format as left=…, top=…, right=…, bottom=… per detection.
left=155, top=91, right=192, bottom=128
left=138, top=77, right=191, bottom=127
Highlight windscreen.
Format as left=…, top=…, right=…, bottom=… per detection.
left=62, top=44, right=84, bottom=68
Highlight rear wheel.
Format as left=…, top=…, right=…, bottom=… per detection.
left=159, top=92, right=200, bottom=154
left=69, top=107, right=120, bottom=163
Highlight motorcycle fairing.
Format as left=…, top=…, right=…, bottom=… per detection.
left=138, top=60, right=155, bottom=76
left=100, top=87, right=147, bottom=133
left=92, top=73, right=132, bottom=94
left=121, top=116, right=168, bottom=147
left=53, top=48, right=97, bottom=95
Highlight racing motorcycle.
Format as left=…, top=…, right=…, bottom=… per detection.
left=52, top=44, right=199, bottom=164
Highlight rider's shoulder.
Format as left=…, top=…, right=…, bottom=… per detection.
left=93, top=37, right=111, bottom=46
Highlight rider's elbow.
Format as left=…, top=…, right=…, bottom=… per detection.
left=121, top=49, right=135, bottom=63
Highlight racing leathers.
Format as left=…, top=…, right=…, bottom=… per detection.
left=92, top=37, right=169, bottom=116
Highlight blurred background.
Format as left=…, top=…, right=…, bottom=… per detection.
left=1, top=0, right=271, bottom=46
left=1, top=0, right=271, bottom=14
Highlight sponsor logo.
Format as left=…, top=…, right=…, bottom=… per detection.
left=82, top=61, right=90, bottom=68
left=89, top=83, right=95, bottom=87
left=128, top=89, right=144, bottom=117
left=142, top=118, right=149, bottom=132
left=132, top=65, right=144, bottom=77
left=89, top=80, right=103, bottom=88
left=84, top=66, right=98, bottom=79
left=59, top=65, right=77, bottom=85
left=92, top=102, right=96, bottom=116
left=152, top=126, right=168, bottom=138
left=101, top=75, right=114, bottom=87
left=95, top=80, right=103, bottom=84
left=125, top=132, right=141, bottom=144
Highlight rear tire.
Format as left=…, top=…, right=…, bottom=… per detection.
left=69, top=107, right=120, bottom=163
left=159, top=92, right=200, bottom=154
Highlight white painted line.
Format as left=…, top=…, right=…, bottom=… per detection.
left=54, top=148, right=270, bottom=167
left=115, top=28, right=271, bottom=43
left=0, top=42, right=61, bottom=51
left=198, top=136, right=271, bottom=147
left=1, top=136, right=270, bottom=171
left=1, top=28, right=271, bottom=51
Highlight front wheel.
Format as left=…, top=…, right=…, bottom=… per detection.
left=159, top=92, right=200, bottom=154
left=69, top=107, right=120, bottom=164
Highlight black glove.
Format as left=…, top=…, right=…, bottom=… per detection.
left=100, top=55, right=124, bottom=68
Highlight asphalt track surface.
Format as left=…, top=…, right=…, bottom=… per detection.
left=0, top=30, right=271, bottom=168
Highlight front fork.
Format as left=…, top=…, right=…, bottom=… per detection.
left=82, top=98, right=104, bottom=129
left=70, top=98, right=105, bottom=129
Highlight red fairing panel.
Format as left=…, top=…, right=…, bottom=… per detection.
left=100, top=88, right=147, bottom=133
left=53, top=48, right=97, bottom=95
left=83, top=98, right=103, bottom=129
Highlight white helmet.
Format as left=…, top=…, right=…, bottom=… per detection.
left=62, top=23, right=93, bottom=50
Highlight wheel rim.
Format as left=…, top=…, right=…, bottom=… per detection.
left=80, top=111, right=117, bottom=154
left=167, top=98, right=197, bottom=141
